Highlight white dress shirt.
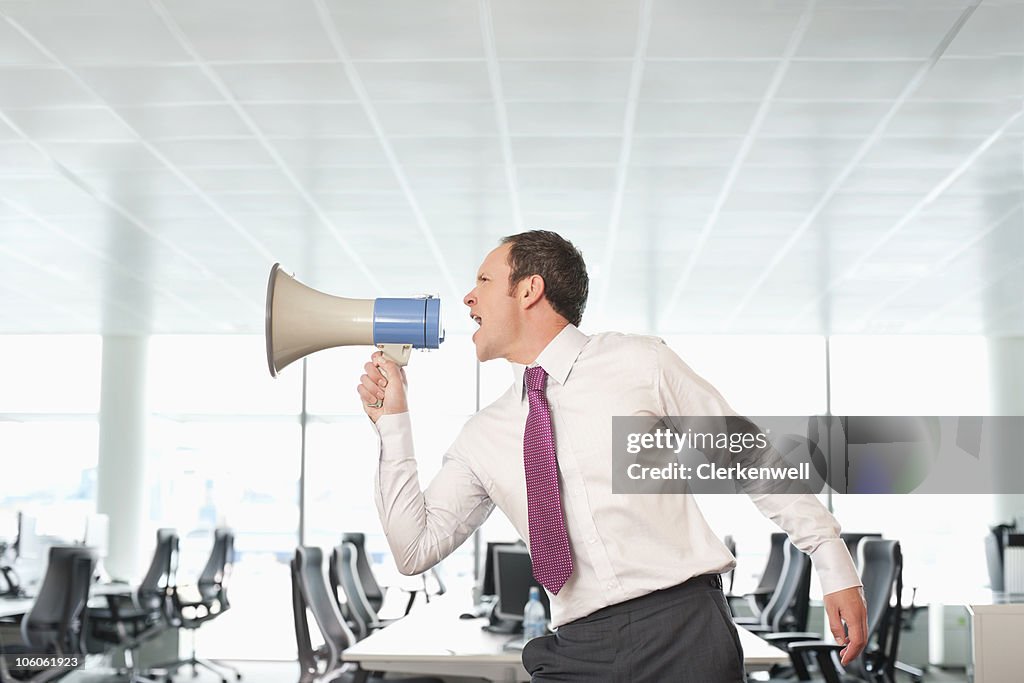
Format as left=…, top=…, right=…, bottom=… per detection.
left=374, top=324, right=861, bottom=627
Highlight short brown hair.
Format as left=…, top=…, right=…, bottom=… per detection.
left=500, top=230, right=589, bottom=327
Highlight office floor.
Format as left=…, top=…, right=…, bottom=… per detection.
left=61, top=660, right=491, bottom=683
left=61, top=660, right=969, bottom=682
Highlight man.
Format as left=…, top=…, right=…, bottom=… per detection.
left=357, top=230, right=866, bottom=682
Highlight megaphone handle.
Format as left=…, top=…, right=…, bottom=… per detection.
left=369, top=343, right=414, bottom=408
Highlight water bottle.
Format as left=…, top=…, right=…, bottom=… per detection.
left=522, top=586, right=546, bottom=640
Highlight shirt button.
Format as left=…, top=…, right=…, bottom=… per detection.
left=607, top=582, right=615, bottom=589
left=587, top=537, right=596, bottom=544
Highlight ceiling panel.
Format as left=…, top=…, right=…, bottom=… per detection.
left=0, top=68, right=100, bottom=108
left=913, top=56, right=1024, bottom=101
left=779, top=60, right=924, bottom=101
left=796, top=7, right=967, bottom=59
left=324, top=0, right=484, bottom=60
left=374, top=101, right=497, bottom=137
left=213, top=62, right=355, bottom=102
left=2, top=107, right=135, bottom=141
left=160, top=0, right=338, bottom=62
left=355, top=61, right=492, bottom=102
left=635, top=102, right=759, bottom=135
left=489, top=0, right=640, bottom=60
left=640, top=60, right=777, bottom=101
left=0, top=2, right=189, bottom=65
left=507, top=102, right=625, bottom=136
left=647, top=4, right=802, bottom=59
left=75, top=66, right=223, bottom=106
left=115, top=104, right=250, bottom=138
left=501, top=61, right=632, bottom=101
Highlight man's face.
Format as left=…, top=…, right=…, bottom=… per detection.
left=463, top=244, right=521, bottom=362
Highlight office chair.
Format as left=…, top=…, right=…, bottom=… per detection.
left=727, top=532, right=787, bottom=619
left=151, top=528, right=241, bottom=683
left=722, top=534, right=737, bottom=595
left=731, top=540, right=814, bottom=679
left=0, top=546, right=97, bottom=683
left=840, top=533, right=883, bottom=570
left=781, top=539, right=904, bottom=683
left=985, top=522, right=1015, bottom=591
left=338, top=534, right=383, bottom=614
left=331, top=543, right=396, bottom=642
left=735, top=538, right=810, bottom=635
left=331, top=534, right=437, bottom=621
left=291, top=546, right=440, bottom=683
left=88, top=529, right=177, bottom=683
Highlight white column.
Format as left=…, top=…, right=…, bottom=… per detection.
left=988, top=337, right=1024, bottom=524
left=96, top=335, right=149, bottom=580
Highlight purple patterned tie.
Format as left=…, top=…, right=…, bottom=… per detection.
left=523, top=366, right=573, bottom=594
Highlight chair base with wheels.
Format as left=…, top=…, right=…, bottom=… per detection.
left=147, top=627, right=241, bottom=683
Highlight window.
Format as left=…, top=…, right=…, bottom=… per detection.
left=0, top=336, right=101, bottom=557
left=147, top=335, right=302, bottom=659
left=828, top=335, right=992, bottom=597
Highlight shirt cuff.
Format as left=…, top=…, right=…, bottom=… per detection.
left=811, top=538, right=862, bottom=595
left=375, top=412, right=414, bottom=462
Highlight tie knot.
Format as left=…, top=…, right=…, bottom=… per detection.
left=525, top=366, right=548, bottom=393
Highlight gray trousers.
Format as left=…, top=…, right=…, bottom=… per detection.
left=521, top=574, right=745, bottom=682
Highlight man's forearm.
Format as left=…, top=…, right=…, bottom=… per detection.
left=374, top=412, right=438, bottom=575
left=373, top=412, right=493, bottom=576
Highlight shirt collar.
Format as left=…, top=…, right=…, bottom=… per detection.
left=512, top=324, right=589, bottom=400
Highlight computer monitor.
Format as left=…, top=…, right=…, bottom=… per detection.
left=0, top=511, right=16, bottom=559
left=481, top=541, right=520, bottom=597
left=493, top=544, right=550, bottom=623
left=15, top=512, right=40, bottom=561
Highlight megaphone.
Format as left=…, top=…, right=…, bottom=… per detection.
left=265, top=264, right=444, bottom=402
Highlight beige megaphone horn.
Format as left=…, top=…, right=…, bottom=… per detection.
left=265, top=264, right=444, bottom=404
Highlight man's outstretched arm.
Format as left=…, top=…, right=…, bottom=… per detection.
left=360, top=353, right=493, bottom=575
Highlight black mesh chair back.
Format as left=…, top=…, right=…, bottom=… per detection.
left=137, top=528, right=178, bottom=614
left=841, top=532, right=883, bottom=570
left=295, top=546, right=354, bottom=672
left=291, top=553, right=319, bottom=683
left=64, top=548, right=98, bottom=656
left=291, top=547, right=443, bottom=683
left=743, top=532, right=788, bottom=615
left=340, top=532, right=384, bottom=613
left=985, top=524, right=1014, bottom=591
left=762, top=540, right=811, bottom=633
left=757, top=533, right=787, bottom=593
left=722, top=535, right=737, bottom=594
left=197, top=528, right=233, bottom=606
left=856, top=538, right=903, bottom=681
left=335, top=542, right=376, bottom=641
left=21, top=546, right=97, bottom=654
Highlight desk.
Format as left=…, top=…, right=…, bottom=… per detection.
left=343, top=594, right=788, bottom=682
left=0, top=598, right=33, bottom=619
left=0, top=582, right=133, bottom=619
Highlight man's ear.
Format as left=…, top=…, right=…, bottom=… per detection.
left=518, top=274, right=546, bottom=310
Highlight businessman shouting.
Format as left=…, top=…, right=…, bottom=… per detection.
left=358, top=230, right=867, bottom=682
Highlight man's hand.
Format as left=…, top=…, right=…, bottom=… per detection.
left=358, top=352, right=408, bottom=423
left=823, top=585, right=868, bottom=666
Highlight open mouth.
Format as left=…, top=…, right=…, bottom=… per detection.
left=471, top=315, right=482, bottom=326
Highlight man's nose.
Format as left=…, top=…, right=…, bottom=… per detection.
left=464, top=290, right=476, bottom=307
